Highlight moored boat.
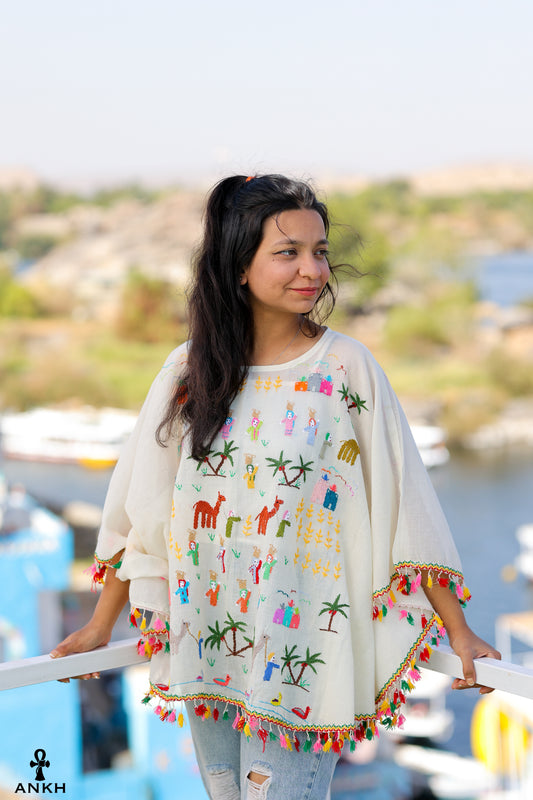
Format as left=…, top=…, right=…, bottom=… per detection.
left=0, top=407, right=137, bottom=469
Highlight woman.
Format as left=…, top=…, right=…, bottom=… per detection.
left=52, top=174, right=499, bottom=800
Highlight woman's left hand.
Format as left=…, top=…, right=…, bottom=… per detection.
left=448, top=628, right=501, bottom=694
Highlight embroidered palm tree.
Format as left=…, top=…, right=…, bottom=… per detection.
left=337, top=384, right=368, bottom=414
left=266, top=451, right=314, bottom=488
left=205, top=613, right=253, bottom=658
left=318, top=594, right=350, bottom=633
left=283, top=647, right=325, bottom=692
left=192, top=440, right=239, bottom=476
left=280, top=644, right=299, bottom=685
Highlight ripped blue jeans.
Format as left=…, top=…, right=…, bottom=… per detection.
left=187, top=704, right=339, bottom=800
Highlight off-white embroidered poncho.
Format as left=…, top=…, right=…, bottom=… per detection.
left=93, top=330, right=468, bottom=750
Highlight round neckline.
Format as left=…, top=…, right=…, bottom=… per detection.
left=249, top=328, right=333, bottom=372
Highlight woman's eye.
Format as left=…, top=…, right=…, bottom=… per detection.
left=277, top=249, right=297, bottom=256
left=315, top=249, right=329, bottom=258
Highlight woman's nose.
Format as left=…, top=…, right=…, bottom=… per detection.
left=299, top=252, right=321, bottom=278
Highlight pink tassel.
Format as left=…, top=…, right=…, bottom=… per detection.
left=313, top=734, right=322, bottom=753
left=232, top=714, right=240, bottom=730
left=412, top=573, right=422, bottom=592
left=167, top=710, right=176, bottom=723
left=399, top=610, right=408, bottom=620
left=397, top=714, right=406, bottom=727
left=153, top=617, right=165, bottom=631
left=280, top=733, right=288, bottom=749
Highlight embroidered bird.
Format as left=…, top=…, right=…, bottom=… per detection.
left=213, top=674, right=231, bottom=686
left=292, top=706, right=311, bottom=719
left=271, top=693, right=282, bottom=706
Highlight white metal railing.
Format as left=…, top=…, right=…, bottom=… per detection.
left=0, top=640, right=531, bottom=698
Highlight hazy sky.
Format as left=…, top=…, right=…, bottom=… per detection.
left=2, top=0, right=532, bottom=186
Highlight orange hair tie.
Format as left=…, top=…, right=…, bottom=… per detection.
left=245, top=176, right=254, bottom=182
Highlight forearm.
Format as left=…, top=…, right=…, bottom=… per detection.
left=422, top=569, right=500, bottom=692
left=91, top=552, right=130, bottom=639
left=421, top=572, right=470, bottom=640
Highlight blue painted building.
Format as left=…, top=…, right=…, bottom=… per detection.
left=0, top=483, right=207, bottom=798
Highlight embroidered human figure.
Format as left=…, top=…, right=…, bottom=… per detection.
left=187, top=531, right=199, bottom=565
left=303, top=408, right=319, bottom=446
left=247, top=409, right=263, bottom=442
left=221, top=410, right=234, bottom=440
left=263, top=654, right=281, bottom=681
left=249, top=546, right=262, bottom=584
left=243, top=454, right=258, bottom=488
left=319, top=432, right=333, bottom=459
left=262, top=544, right=277, bottom=580
left=174, top=571, right=190, bottom=604
left=275, top=510, right=291, bottom=538
left=281, top=402, right=297, bottom=436
left=225, top=511, right=242, bottom=538
left=217, top=536, right=226, bottom=573
left=236, top=579, right=251, bottom=613
left=205, top=570, right=220, bottom=607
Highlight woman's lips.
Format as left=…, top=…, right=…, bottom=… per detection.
left=291, top=287, right=319, bottom=296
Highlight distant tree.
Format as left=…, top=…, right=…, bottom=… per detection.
left=116, top=267, right=186, bottom=342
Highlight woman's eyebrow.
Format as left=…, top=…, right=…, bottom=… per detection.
left=272, top=237, right=329, bottom=247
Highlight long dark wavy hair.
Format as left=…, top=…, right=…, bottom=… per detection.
left=157, top=174, right=340, bottom=460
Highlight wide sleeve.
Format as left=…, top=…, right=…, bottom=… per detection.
left=92, top=344, right=187, bottom=617
left=344, top=341, right=467, bottom=616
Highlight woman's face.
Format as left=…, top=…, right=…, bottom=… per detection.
left=241, top=209, right=330, bottom=322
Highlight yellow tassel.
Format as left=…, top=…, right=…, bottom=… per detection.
left=286, top=736, right=293, bottom=751
left=133, top=608, right=142, bottom=619
left=204, top=705, right=211, bottom=720
left=323, top=738, right=332, bottom=752
left=140, top=617, right=147, bottom=631
left=244, top=722, right=252, bottom=737
left=178, top=713, right=184, bottom=727
left=427, top=572, right=433, bottom=588
left=389, top=590, right=396, bottom=603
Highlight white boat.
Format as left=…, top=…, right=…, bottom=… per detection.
left=411, top=424, right=450, bottom=468
left=0, top=407, right=137, bottom=469
left=514, top=524, right=533, bottom=582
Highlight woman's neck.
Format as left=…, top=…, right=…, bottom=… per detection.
left=250, top=315, right=323, bottom=366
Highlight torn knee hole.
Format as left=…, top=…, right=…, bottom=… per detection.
left=207, top=767, right=240, bottom=799
left=248, top=770, right=269, bottom=785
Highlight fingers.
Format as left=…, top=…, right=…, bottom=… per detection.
left=50, top=642, right=101, bottom=682
left=452, top=647, right=502, bottom=694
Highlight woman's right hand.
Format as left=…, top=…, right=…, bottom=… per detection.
left=50, top=621, right=112, bottom=682
left=50, top=551, right=130, bottom=682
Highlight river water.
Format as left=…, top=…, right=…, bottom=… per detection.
left=2, top=444, right=533, bottom=757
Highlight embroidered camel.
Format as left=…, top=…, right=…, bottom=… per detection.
left=170, top=620, right=191, bottom=655
left=255, top=495, right=284, bottom=535
left=193, top=491, right=226, bottom=529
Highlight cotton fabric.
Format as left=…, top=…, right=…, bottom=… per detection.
left=94, top=329, right=466, bottom=742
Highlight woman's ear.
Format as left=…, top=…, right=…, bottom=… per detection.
left=240, top=271, right=248, bottom=285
